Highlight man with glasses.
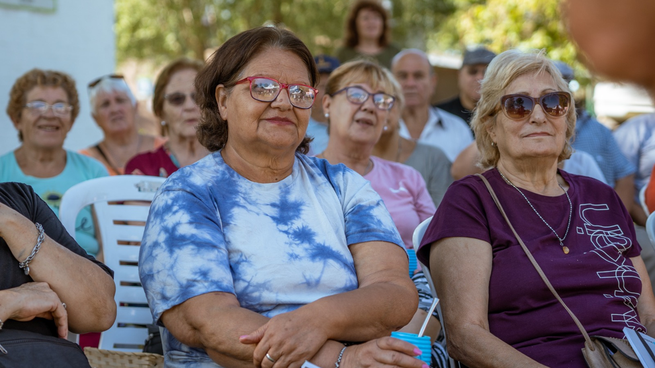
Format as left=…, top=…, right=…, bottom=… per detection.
left=392, top=49, right=473, bottom=162
left=437, top=47, right=496, bottom=126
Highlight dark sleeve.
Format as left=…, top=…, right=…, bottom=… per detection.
left=12, top=182, right=113, bottom=278
left=416, top=176, right=490, bottom=265
left=125, top=152, right=150, bottom=176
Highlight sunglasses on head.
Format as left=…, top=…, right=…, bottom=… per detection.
left=331, top=86, right=395, bottom=111
left=88, top=74, right=125, bottom=89
left=500, top=91, right=570, bottom=120
left=164, top=92, right=197, bottom=106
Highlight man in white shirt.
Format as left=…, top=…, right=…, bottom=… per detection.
left=391, top=49, right=473, bottom=162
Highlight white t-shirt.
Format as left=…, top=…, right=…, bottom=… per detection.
left=399, top=107, right=473, bottom=162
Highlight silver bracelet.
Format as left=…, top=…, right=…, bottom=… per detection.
left=18, top=222, right=45, bottom=275
left=335, top=345, right=347, bottom=368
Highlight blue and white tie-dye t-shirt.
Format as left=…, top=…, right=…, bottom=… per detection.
left=139, top=151, right=404, bottom=366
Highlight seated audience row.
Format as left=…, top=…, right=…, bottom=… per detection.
left=4, top=19, right=655, bottom=368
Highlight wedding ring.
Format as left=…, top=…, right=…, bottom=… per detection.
left=62, top=302, right=67, bottom=309
left=266, top=353, right=276, bottom=363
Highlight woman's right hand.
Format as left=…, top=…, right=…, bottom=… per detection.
left=2, top=282, right=68, bottom=338
left=341, top=337, right=427, bottom=368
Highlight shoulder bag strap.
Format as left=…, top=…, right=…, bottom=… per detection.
left=474, top=173, right=594, bottom=346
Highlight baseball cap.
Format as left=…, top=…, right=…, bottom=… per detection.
left=462, top=47, right=496, bottom=66
left=314, top=54, right=340, bottom=74
left=552, top=60, right=575, bottom=83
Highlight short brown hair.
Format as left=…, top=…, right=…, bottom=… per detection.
left=325, top=59, right=396, bottom=98
left=196, top=26, right=317, bottom=153
left=7, top=69, right=80, bottom=140
left=153, top=58, right=204, bottom=120
left=343, top=0, right=391, bottom=49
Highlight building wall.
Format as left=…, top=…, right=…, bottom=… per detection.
left=0, top=1, right=115, bottom=155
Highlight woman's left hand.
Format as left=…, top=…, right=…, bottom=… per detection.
left=240, top=309, right=328, bottom=368
left=3, top=282, right=69, bottom=338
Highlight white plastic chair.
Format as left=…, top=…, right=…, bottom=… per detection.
left=59, top=175, right=165, bottom=352
left=647, top=212, right=655, bottom=247
left=640, top=183, right=650, bottom=217
left=412, top=216, right=460, bottom=368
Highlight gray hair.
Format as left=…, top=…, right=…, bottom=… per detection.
left=88, top=77, right=136, bottom=115
left=391, top=49, right=434, bottom=75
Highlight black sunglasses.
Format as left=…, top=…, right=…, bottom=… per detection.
left=164, top=92, right=197, bottom=106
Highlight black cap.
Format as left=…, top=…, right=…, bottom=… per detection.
left=462, top=47, right=496, bottom=66
left=314, top=54, right=340, bottom=74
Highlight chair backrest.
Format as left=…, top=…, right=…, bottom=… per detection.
left=640, top=183, right=650, bottom=217
left=412, top=216, right=435, bottom=293
left=60, top=175, right=165, bottom=352
left=412, top=216, right=460, bottom=368
left=647, top=212, right=655, bottom=246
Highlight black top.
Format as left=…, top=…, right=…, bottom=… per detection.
left=436, top=96, right=473, bottom=126
left=0, top=182, right=113, bottom=336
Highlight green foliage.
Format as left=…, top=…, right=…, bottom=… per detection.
left=115, top=0, right=455, bottom=63
left=115, top=0, right=585, bottom=85
left=431, top=0, right=587, bottom=81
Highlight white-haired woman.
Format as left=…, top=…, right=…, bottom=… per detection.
left=417, top=50, right=655, bottom=367
left=80, top=75, right=165, bottom=175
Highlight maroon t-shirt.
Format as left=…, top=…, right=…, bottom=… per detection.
left=417, top=168, right=644, bottom=367
left=125, top=145, right=179, bottom=178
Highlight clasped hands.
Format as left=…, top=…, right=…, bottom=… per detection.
left=239, top=311, right=426, bottom=368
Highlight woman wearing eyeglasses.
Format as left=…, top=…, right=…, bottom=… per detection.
left=318, top=60, right=447, bottom=367
left=80, top=74, right=165, bottom=175
left=125, top=58, right=208, bottom=177
left=1, top=69, right=108, bottom=256
left=318, top=60, right=435, bottom=252
left=138, top=27, right=424, bottom=368
left=417, top=50, right=655, bottom=367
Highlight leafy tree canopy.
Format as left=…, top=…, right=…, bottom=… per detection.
left=116, top=0, right=586, bottom=83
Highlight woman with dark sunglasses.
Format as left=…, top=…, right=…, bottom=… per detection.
left=138, top=27, right=424, bottom=368
left=125, top=58, right=209, bottom=177
left=417, top=49, right=655, bottom=367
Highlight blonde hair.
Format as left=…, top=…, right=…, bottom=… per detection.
left=325, top=59, right=396, bottom=97
left=471, top=49, right=576, bottom=168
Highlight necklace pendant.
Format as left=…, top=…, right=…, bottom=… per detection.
left=562, top=246, right=570, bottom=254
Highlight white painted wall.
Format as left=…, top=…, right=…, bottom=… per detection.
left=0, top=1, right=114, bottom=155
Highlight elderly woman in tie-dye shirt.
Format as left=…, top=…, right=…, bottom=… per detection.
left=138, top=27, right=424, bottom=368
